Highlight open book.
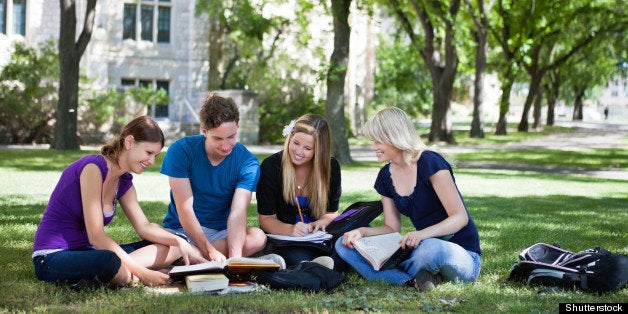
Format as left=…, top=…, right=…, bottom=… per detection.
left=169, top=257, right=281, bottom=281
left=354, top=232, right=454, bottom=271
left=353, top=232, right=404, bottom=271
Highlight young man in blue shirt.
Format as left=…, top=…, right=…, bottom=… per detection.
left=161, top=94, right=266, bottom=261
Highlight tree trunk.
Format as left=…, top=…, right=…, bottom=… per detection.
left=326, top=0, right=352, bottom=164
left=469, top=28, right=487, bottom=138
left=428, top=68, right=456, bottom=143
left=418, top=0, right=460, bottom=144
left=517, top=72, right=542, bottom=132
left=54, top=0, right=95, bottom=150
left=572, top=88, right=585, bottom=120
left=495, top=77, right=513, bottom=135
left=532, top=84, right=543, bottom=130
left=466, top=0, right=491, bottom=139
left=545, top=73, right=559, bottom=126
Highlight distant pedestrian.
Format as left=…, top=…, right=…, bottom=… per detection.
left=604, top=107, right=609, bottom=120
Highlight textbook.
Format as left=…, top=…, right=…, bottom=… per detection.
left=353, top=232, right=404, bottom=271
left=185, top=273, right=229, bottom=293
left=266, top=230, right=332, bottom=243
left=169, top=257, right=281, bottom=280
left=354, top=232, right=454, bottom=271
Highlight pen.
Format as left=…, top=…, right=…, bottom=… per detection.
left=296, top=186, right=304, bottom=223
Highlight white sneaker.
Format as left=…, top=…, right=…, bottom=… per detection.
left=310, top=256, right=334, bottom=270
left=258, top=253, right=286, bottom=270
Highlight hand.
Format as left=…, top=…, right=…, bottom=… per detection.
left=199, top=242, right=226, bottom=262
left=291, top=222, right=313, bottom=237
left=208, top=247, right=227, bottom=262
left=341, top=228, right=363, bottom=249
left=137, top=268, right=172, bottom=287
left=310, top=220, right=327, bottom=233
left=401, top=231, right=422, bottom=250
left=177, top=238, right=208, bottom=265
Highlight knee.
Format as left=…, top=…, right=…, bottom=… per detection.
left=334, top=237, right=347, bottom=256
left=99, top=251, right=125, bottom=286
left=247, top=227, right=267, bottom=248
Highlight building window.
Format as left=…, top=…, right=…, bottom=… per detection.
left=1, top=0, right=26, bottom=36
left=122, top=4, right=136, bottom=40
left=123, top=1, right=171, bottom=43
left=121, top=78, right=170, bottom=118
left=157, top=7, right=170, bottom=43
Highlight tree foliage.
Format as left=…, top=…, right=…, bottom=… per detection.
left=0, top=41, right=59, bottom=144
left=384, top=0, right=463, bottom=143
left=371, top=34, right=431, bottom=117
left=195, top=0, right=287, bottom=90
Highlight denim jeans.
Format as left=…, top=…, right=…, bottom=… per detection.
left=335, top=237, right=481, bottom=285
left=32, top=241, right=151, bottom=285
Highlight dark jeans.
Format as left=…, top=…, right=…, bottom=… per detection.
left=33, top=240, right=151, bottom=286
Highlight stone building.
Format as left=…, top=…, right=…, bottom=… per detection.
left=0, top=0, right=378, bottom=144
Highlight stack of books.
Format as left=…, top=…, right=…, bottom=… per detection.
left=169, top=257, right=281, bottom=293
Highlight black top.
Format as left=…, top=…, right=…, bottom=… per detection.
left=256, top=151, right=342, bottom=224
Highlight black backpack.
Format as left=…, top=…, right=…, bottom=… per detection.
left=254, top=262, right=347, bottom=292
left=326, top=200, right=383, bottom=242
left=508, top=243, right=628, bottom=294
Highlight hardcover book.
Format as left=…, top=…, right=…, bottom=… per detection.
left=169, top=257, right=281, bottom=281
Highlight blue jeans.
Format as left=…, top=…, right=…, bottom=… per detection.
left=33, top=241, right=151, bottom=286
left=335, top=237, right=481, bottom=285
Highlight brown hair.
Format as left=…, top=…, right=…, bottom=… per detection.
left=199, top=93, right=239, bottom=130
left=281, top=114, right=332, bottom=219
left=101, top=116, right=165, bottom=166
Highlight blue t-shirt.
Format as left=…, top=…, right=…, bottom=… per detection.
left=374, top=151, right=481, bottom=255
left=161, top=135, right=260, bottom=230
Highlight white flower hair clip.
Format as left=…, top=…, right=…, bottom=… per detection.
left=282, top=119, right=296, bottom=137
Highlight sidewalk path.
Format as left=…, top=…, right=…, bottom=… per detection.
left=2, top=121, right=625, bottom=180
left=252, top=121, right=627, bottom=181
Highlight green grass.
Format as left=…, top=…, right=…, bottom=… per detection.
left=452, top=148, right=626, bottom=169
left=1, top=130, right=627, bottom=313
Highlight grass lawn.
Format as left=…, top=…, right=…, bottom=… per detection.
left=1, top=132, right=626, bottom=313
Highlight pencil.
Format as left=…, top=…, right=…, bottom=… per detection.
left=296, top=186, right=304, bottom=223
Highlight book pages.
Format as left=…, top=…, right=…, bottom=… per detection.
left=354, top=232, right=402, bottom=271
left=266, top=231, right=332, bottom=243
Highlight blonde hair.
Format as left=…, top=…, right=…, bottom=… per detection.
left=362, top=107, right=426, bottom=165
left=281, top=114, right=332, bottom=219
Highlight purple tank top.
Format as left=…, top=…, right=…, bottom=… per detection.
left=33, top=155, right=133, bottom=251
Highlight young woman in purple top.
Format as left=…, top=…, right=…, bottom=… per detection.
left=335, top=107, right=481, bottom=292
left=32, top=116, right=205, bottom=289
